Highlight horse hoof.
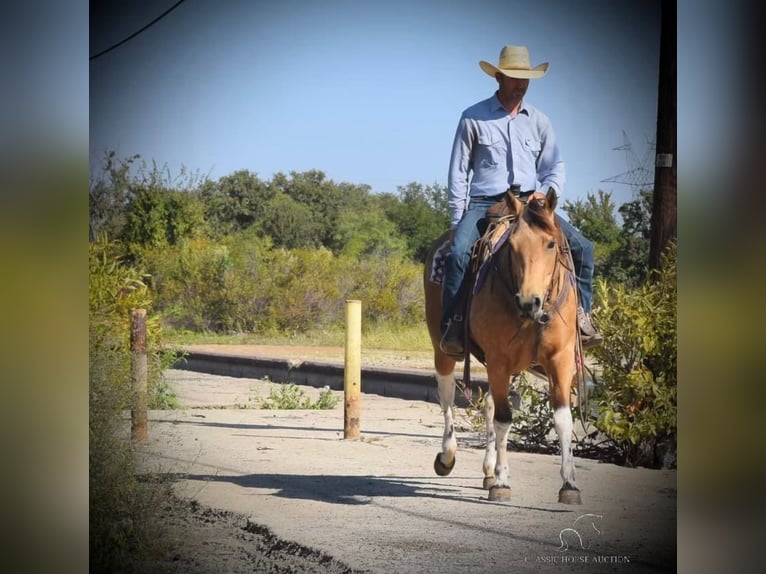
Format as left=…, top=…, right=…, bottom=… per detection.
left=482, top=476, right=496, bottom=489
left=558, top=488, right=582, bottom=505
left=488, top=486, right=511, bottom=502
left=434, top=453, right=455, bottom=476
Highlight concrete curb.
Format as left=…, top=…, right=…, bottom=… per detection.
left=173, top=351, right=489, bottom=406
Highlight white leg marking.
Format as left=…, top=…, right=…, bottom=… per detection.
left=436, top=373, right=457, bottom=467
left=482, top=394, right=496, bottom=478
left=493, top=418, right=512, bottom=488
left=553, top=406, right=577, bottom=489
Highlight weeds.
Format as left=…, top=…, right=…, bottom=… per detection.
left=255, top=384, right=340, bottom=410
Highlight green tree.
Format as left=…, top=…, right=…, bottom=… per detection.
left=333, top=208, right=408, bottom=258
left=91, top=152, right=207, bottom=250
left=383, top=182, right=450, bottom=262
left=610, top=189, right=652, bottom=287
left=198, top=169, right=274, bottom=236
left=562, top=189, right=651, bottom=288
left=562, top=190, right=621, bottom=278
left=121, top=186, right=206, bottom=253
left=270, top=170, right=344, bottom=247
left=89, top=151, right=140, bottom=241
left=261, top=192, right=322, bottom=249
left=121, top=186, right=169, bottom=248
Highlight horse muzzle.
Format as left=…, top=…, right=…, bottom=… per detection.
left=515, top=293, right=545, bottom=321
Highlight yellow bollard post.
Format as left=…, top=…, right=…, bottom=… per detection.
left=344, top=300, right=362, bottom=439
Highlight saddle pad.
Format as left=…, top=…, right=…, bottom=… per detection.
left=428, top=219, right=513, bottom=288
left=428, top=239, right=451, bottom=285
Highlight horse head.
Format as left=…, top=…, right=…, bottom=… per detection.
left=502, top=187, right=561, bottom=322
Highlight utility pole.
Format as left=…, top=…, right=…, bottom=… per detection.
left=649, top=0, right=677, bottom=269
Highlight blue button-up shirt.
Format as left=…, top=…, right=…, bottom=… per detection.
left=447, top=92, right=565, bottom=228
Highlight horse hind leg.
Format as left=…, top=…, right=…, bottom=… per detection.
left=482, top=393, right=497, bottom=489
left=434, top=372, right=457, bottom=476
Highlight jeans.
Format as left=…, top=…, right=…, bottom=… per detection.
left=441, top=196, right=594, bottom=328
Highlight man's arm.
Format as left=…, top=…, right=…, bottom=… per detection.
left=536, top=117, right=565, bottom=198
left=447, top=116, right=473, bottom=229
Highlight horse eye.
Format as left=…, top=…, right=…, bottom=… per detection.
left=547, top=240, right=556, bottom=250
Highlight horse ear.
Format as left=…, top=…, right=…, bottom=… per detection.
left=545, top=187, right=557, bottom=212
left=504, top=190, right=523, bottom=216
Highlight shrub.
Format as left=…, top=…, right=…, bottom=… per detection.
left=266, top=247, right=346, bottom=332
left=89, top=237, right=178, bottom=407
left=348, top=254, right=424, bottom=325
left=457, top=375, right=558, bottom=454
left=508, top=373, right=558, bottom=453
left=589, top=245, right=677, bottom=468
left=89, top=237, right=178, bottom=570
left=141, top=233, right=425, bottom=335
left=256, top=384, right=340, bottom=410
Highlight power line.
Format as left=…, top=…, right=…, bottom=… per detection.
left=601, top=130, right=655, bottom=195
left=89, top=0, right=188, bottom=61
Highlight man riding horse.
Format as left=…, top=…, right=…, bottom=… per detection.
left=440, top=45, right=601, bottom=358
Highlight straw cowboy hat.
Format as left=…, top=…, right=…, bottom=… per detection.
left=479, top=45, right=549, bottom=79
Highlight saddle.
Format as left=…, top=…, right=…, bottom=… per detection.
left=429, top=187, right=527, bottom=289
left=429, top=206, right=517, bottom=367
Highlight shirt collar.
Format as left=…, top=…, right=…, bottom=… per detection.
left=490, top=92, right=530, bottom=115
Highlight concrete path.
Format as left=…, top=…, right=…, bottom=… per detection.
left=138, top=369, right=676, bottom=573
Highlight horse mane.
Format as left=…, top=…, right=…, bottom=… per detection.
left=523, top=199, right=559, bottom=236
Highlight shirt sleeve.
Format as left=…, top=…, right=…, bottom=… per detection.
left=536, top=117, right=565, bottom=198
left=447, top=116, right=473, bottom=228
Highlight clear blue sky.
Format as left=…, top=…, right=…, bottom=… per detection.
left=90, top=0, right=661, bottom=209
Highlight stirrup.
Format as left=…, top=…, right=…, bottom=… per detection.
left=439, top=317, right=465, bottom=358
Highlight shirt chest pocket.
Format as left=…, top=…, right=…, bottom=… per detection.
left=476, top=133, right=504, bottom=168
left=522, top=136, right=542, bottom=159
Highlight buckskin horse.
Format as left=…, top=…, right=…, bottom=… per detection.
left=423, top=188, right=583, bottom=504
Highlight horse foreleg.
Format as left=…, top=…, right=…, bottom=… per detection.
left=551, top=372, right=582, bottom=504
left=434, top=373, right=457, bottom=476
left=482, top=393, right=497, bottom=489
left=487, top=368, right=513, bottom=502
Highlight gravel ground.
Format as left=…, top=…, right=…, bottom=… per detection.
left=129, top=497, right=362, bottom=574
left=131, top=346, right=675, bottom=573
left=131, top=352, right=365, bottom=574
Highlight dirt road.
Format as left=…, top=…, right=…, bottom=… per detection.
left=136, top=354, right=676, bottom=573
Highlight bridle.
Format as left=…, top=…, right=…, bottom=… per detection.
left=488, top=214, right=576, bottom=367
left=491, top=217, right=574, bottom=327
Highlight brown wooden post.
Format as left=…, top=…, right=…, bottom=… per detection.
left=131, top=308, right=148, bottom=441
left=649, top=0, right=677, bottom=269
